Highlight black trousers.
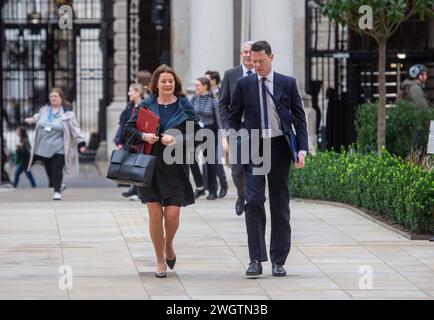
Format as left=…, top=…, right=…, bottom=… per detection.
left=243, top=136, right=292, bottom=265
left=189, top=124, right=220, bottom=195
left=231, top=163, right=245, bottom=199
left=35, top=154, right=65, bottom=192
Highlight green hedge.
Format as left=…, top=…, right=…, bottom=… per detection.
left=355, top=100, right=434, bottom=157
left=290, top=150, right=434, bottom=234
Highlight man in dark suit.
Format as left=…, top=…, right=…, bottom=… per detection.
left=220, top=40, right=255, bottom=216
left=228, top=41, right=308, bottom=278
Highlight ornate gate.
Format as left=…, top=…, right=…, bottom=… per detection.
left=0, top=0, right=113, bottom=162
left=305, top=0, right=434, bottom=151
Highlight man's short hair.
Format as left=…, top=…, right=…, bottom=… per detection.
left=251, top=41, right=272, bottom=56
left=241, top=40, right=254, bottom=52
left=205, top=70, right=221, bottom=84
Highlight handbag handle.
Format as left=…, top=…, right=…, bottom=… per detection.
left=123, top=132, right=145, bottom=153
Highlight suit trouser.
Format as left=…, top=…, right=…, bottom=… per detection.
left=231, top=164, right=245, bottom=199
left=243, top=136, right=291, bottom=265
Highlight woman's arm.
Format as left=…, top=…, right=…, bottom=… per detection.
left=212, top=98, right=223, bottom=129
left=124, top=107, right=143, bottom=145
left=24, top=105, right=47, bottom=125
left=124, top=107, right=159, bottom=146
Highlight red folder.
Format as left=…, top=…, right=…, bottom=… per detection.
left=133, top=107, right=160, bottom=155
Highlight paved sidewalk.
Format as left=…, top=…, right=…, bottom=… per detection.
left=0, top=187, right=433, bottom=300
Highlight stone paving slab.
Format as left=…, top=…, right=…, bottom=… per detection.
left=0, top=187, right=433, bottom=300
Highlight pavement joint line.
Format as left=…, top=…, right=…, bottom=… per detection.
left=52, top=203, right=70, bottom=300
left=294, top=246, right=354, bottom=299
left=363, top=246, right=432, bottom=297
left=294, top=198, right=414, bottom=240
left=399, top=246, right=434, bottom=272
left=109, top=208, right=151, bottom=299
left=190, top=206, right=272, bottom=300
left=303, top=203, right=434, bottom=294
left=132, top=205, right=192, bottom=300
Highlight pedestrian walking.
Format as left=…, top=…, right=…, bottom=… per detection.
left=228, top=41, right=308, bottom=278
left=24, top=87, right=86, bottom=200
left=124, top=65, right=200, bottom=278
left=220, top=40, right=255, bottom=215
left=190, top=77, right=227, bottom=200
left=12, top=127, right=36, bottom=188
left=114, top=83, right=147, bottom=201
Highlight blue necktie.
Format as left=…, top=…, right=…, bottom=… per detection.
left=246, top=70, right=253, bottom=76
left=261, top=77, right=269, bottom=129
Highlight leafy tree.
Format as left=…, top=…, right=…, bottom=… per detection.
left=320, top=0, right=434, bottom=152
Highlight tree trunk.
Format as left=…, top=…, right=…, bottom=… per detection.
left=377, top=39, right=387, bottom=153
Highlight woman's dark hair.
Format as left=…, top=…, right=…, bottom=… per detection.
left=149, top=65, right=185, bottom=97
left=251, top=41, right=272, bottom=56
left=135, top=70, right=152, bottom=89
left=205, top=70, right=220, bottom=84
left=197, top=77, right=211, bottom=91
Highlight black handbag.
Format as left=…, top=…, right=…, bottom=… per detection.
left=106, top=134, right=157, bottom=187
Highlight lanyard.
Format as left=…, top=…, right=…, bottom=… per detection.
left=47, top=107, right=60, bottom=123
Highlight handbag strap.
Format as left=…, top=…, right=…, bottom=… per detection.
left=123, top=132, right=145, bottom=153
left=262, top=83, right=296, bottom=136
left=262, top=83, right=294, bottom=121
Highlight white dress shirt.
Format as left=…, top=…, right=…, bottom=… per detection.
left=257, top=70, right=307, bottom=157
left=258, top=70, right=283, bottom=138
left=242, top=64, right=255, bottom=77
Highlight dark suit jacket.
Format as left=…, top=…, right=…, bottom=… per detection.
left=219, top=65, right=244, bottom=129
left=228, top=72, right=308, bottom=153
left=114, top=101, right=134, bottom=146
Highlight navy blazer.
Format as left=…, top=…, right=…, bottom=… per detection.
left=228, top=72, right=308, bottom=152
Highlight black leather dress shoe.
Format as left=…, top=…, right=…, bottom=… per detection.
left=218, top=187, right=227, bottom=199
left=206, top=193, right=217, bottom=200
left=194, top=188, right=206, bottom=199
left=246, top=261, right=262, bottom=278
left=235, top=197, right=245, bottom=216
left=272, top=264, right=287, bottom=277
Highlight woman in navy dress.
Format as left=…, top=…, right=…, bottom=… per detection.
left=125, top=65, right=200, bottom=278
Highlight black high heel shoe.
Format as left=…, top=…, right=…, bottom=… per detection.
left=155, top=265, right=167, bottom=278
left=166, top=256, right=176, bottom=270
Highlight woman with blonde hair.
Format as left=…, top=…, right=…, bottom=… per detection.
left=114, top=83, right=146, bottom=200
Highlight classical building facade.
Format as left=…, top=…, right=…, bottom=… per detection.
left=106, top=0, right=317, bottom=160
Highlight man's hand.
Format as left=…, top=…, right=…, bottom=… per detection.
left=142, top=132, right=159, bottom=144
left=161, top=134, right=176, bottom=146
left=295, top=153, right=305, bottom=169
left=79, top=146, right=86, bottom=153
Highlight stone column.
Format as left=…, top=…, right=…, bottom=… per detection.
left=250, top=0, right=317, bottom=151
left=104, top=0, right=129, bottom=161
left=250, top=0, right=294, bottom=76
left=189, top=0, right=234, bottom=90
left=171, top=0, right=191, bottom=89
